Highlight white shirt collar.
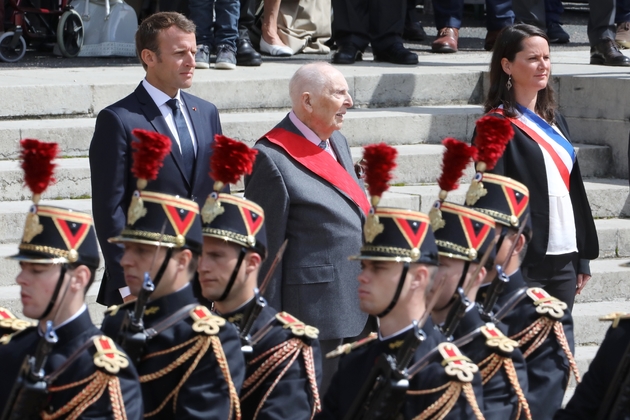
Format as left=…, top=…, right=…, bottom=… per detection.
left=378, top=322, right=414, bottom=341
left=142, top=78, right=182, bottom=107
left=54, top=304, right=87, bottom=330
left=289, top=111, right=327, bottom=146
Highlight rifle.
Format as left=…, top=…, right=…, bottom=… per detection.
left=238, top=239, right=288, bottom=355
left=597, top=329, right=630, bottom=419
left=441, top=237, right=497, bottom=338
left=0, top=321, right=58, bottom=420
left=116, top=222, right=167, bottom=365
left=342, top=270, right=449, bottom=420
left=117, top=271, right=155, bottom=365
left=481, top=214, right=530, bottom=321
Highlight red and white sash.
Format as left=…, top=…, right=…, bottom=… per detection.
left=493, top=107, right=574, bottom=191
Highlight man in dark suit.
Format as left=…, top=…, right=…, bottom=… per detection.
left=89, top=11, right=223, bottom=306
left=244, top=62, right=369, bottom=393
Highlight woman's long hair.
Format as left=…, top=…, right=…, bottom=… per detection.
left=484, top=24, right=557, bottom=123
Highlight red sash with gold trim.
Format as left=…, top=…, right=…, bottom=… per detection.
left=492, top=108, right=571, bottom=190
left=263, top=127, right=370, bottom=215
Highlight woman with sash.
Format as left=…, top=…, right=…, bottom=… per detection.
left=480, top=23, right=599, bottom=311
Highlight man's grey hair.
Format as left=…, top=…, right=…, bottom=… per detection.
left=289, top=62, right=337, bottom=107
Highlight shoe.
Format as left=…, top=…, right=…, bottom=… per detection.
left=215, top=44, right=237, bottom=70
left=195, top=44, right=210, bottom=69
left=332, top=44, right=362, bottom=64
left=403, top=21, right=426, bottom=41
left=259, top=37, right=293, bottom=56
left=547, top=22, right=570, bottom=44
left=374, top=42, right=418, bottom=65
left=432, top=27, right=458, bottom=53
left=236, top=38, right=262, bottom=66
left=484, top=30, right=501, bottom=51
left=616, top=21, right=630, bottom=49
left=590, top=37, right=630, bottom=66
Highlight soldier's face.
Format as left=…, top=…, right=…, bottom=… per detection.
left=16, top=262, right=65, bottom=320
left=357, top=260, right=410, bottom=315
left=198, top=237, right=245, bottom=301
left=432, top=256, right=469, bottom=313
left=120, top=242, right=177, bottom=297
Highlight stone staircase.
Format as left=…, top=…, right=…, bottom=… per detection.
left=1, top=52, right=629, bottom=393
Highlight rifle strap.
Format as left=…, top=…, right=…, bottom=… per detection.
left=46, top=334, right=100, bottom=383
left=145, top=303, right=198, bottom=339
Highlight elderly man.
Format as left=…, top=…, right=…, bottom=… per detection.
left=244, top=62, right=369, bottom=392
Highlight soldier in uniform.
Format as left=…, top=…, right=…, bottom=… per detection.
left=197, top=187, right=323, bottom=419
left=429, top=195, right=531, bottom=420
left=318, top=145, right=485, bottom=419
left=468, top=171, right=578, bottom=420
left=100, top=132, right=245, bottom=419
left=0, top=140, right=143, bottom=419
left=555, top=312, right=630, bottom=419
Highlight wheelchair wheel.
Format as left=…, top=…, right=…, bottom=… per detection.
left=0, top=32, right=27, bottom=63
left=56, top=9, right=84, bottom=58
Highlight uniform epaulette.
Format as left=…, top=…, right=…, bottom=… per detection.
left=0, top=307, right=36, bottom=345
left=275, top=311, right=319, bottom=340
left=325, top=332, right=378, bottom=359
left=480, top=324, right=518, bottom=354
left=104, top=300, right=135, bottom=317
left=526, top=287, right=567, bottom=319
left=437, top=342, right=479, bottom=383
left=190, top=305, right=226, bottom=336
left=600, top=312, right=630, bottom=328
left=92, top=335, right=130, bottom=374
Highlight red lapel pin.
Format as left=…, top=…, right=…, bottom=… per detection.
left=192, top=107, right=197, bottom=111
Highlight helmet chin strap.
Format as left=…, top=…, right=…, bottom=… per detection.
left=38, top=264, right=68, bottom=321
left=377, top=261, right=410, bottom=319
left=217, top=247, right=247, bottom=302
left=150, top=247, right=175, bottom=295
left=433, top=260, right=470, bottom=312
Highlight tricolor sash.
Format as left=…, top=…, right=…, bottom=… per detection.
left=262, top=128, right=371, bottom=215
left=492, top=107, right=574, bottom=190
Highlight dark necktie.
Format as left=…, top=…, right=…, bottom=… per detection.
left=166, top=98, right=195, bottom=180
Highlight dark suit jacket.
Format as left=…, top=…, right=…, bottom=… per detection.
left=487, top=112, right=599, bottom=273
left=555, top=319, right=630, bottom=420
left=243, top=115, right=368, bottom=341
left=89, top=82, right=222, bottom=305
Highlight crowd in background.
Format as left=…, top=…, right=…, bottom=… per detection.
left=115, top=0, right=630, bottom=68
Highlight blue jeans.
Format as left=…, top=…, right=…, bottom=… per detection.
left=617, top=0, right=630, bottom=23
left=188, top=0, right=240, bottom=50
left=432, top=0, right=514, bottom=31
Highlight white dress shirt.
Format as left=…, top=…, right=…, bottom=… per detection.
left=142, top=79, right=198, bottom=155
left=289, top=111, right=338, bottom=161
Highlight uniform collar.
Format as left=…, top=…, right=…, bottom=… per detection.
left=143, top=283, right=197, bottom=322
left=43, top=308, right=93, bottom=343
left=218, top=297, right=255, bottom=326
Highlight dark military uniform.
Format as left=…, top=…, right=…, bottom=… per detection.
left=223, top=300, right=322, bottom=420
left=453, top=305, right=530, bottom=420
left=479, top=269, right=576, bottom=420
left=318, top=318, right=485, bottom=419
left=555, top=314, right=630, bottom=420
left=0, top=307, right=143, bottom=419
left=102, top=284, right=245, bottom=420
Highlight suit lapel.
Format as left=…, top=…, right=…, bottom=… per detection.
left=329, top=132, right=353, bottom=174
left=135, top=83, right=191, bottom=188
left=181, top=93, right=205, bottom=191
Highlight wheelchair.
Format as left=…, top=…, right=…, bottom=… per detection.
left=0, top=0, right=84, bottom=62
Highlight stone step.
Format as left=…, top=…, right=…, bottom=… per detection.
left=570, top=345, right=599, bottom=389
left=0, top=142, right=613, bottom=201
left=0, top=199, right=92, bottom=244
left=0, top=106, right=485, bottom=158
left=575, top=258, right=630, bottom=303
left=384, top=178, right=630, bottom=219
left=0, top=158, right=91, bottom=202
left=593, top=218, right=630, bottom=258
left=0, top=64, right=486, bottom=119
left=573, top=300, right=630, bottom=346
